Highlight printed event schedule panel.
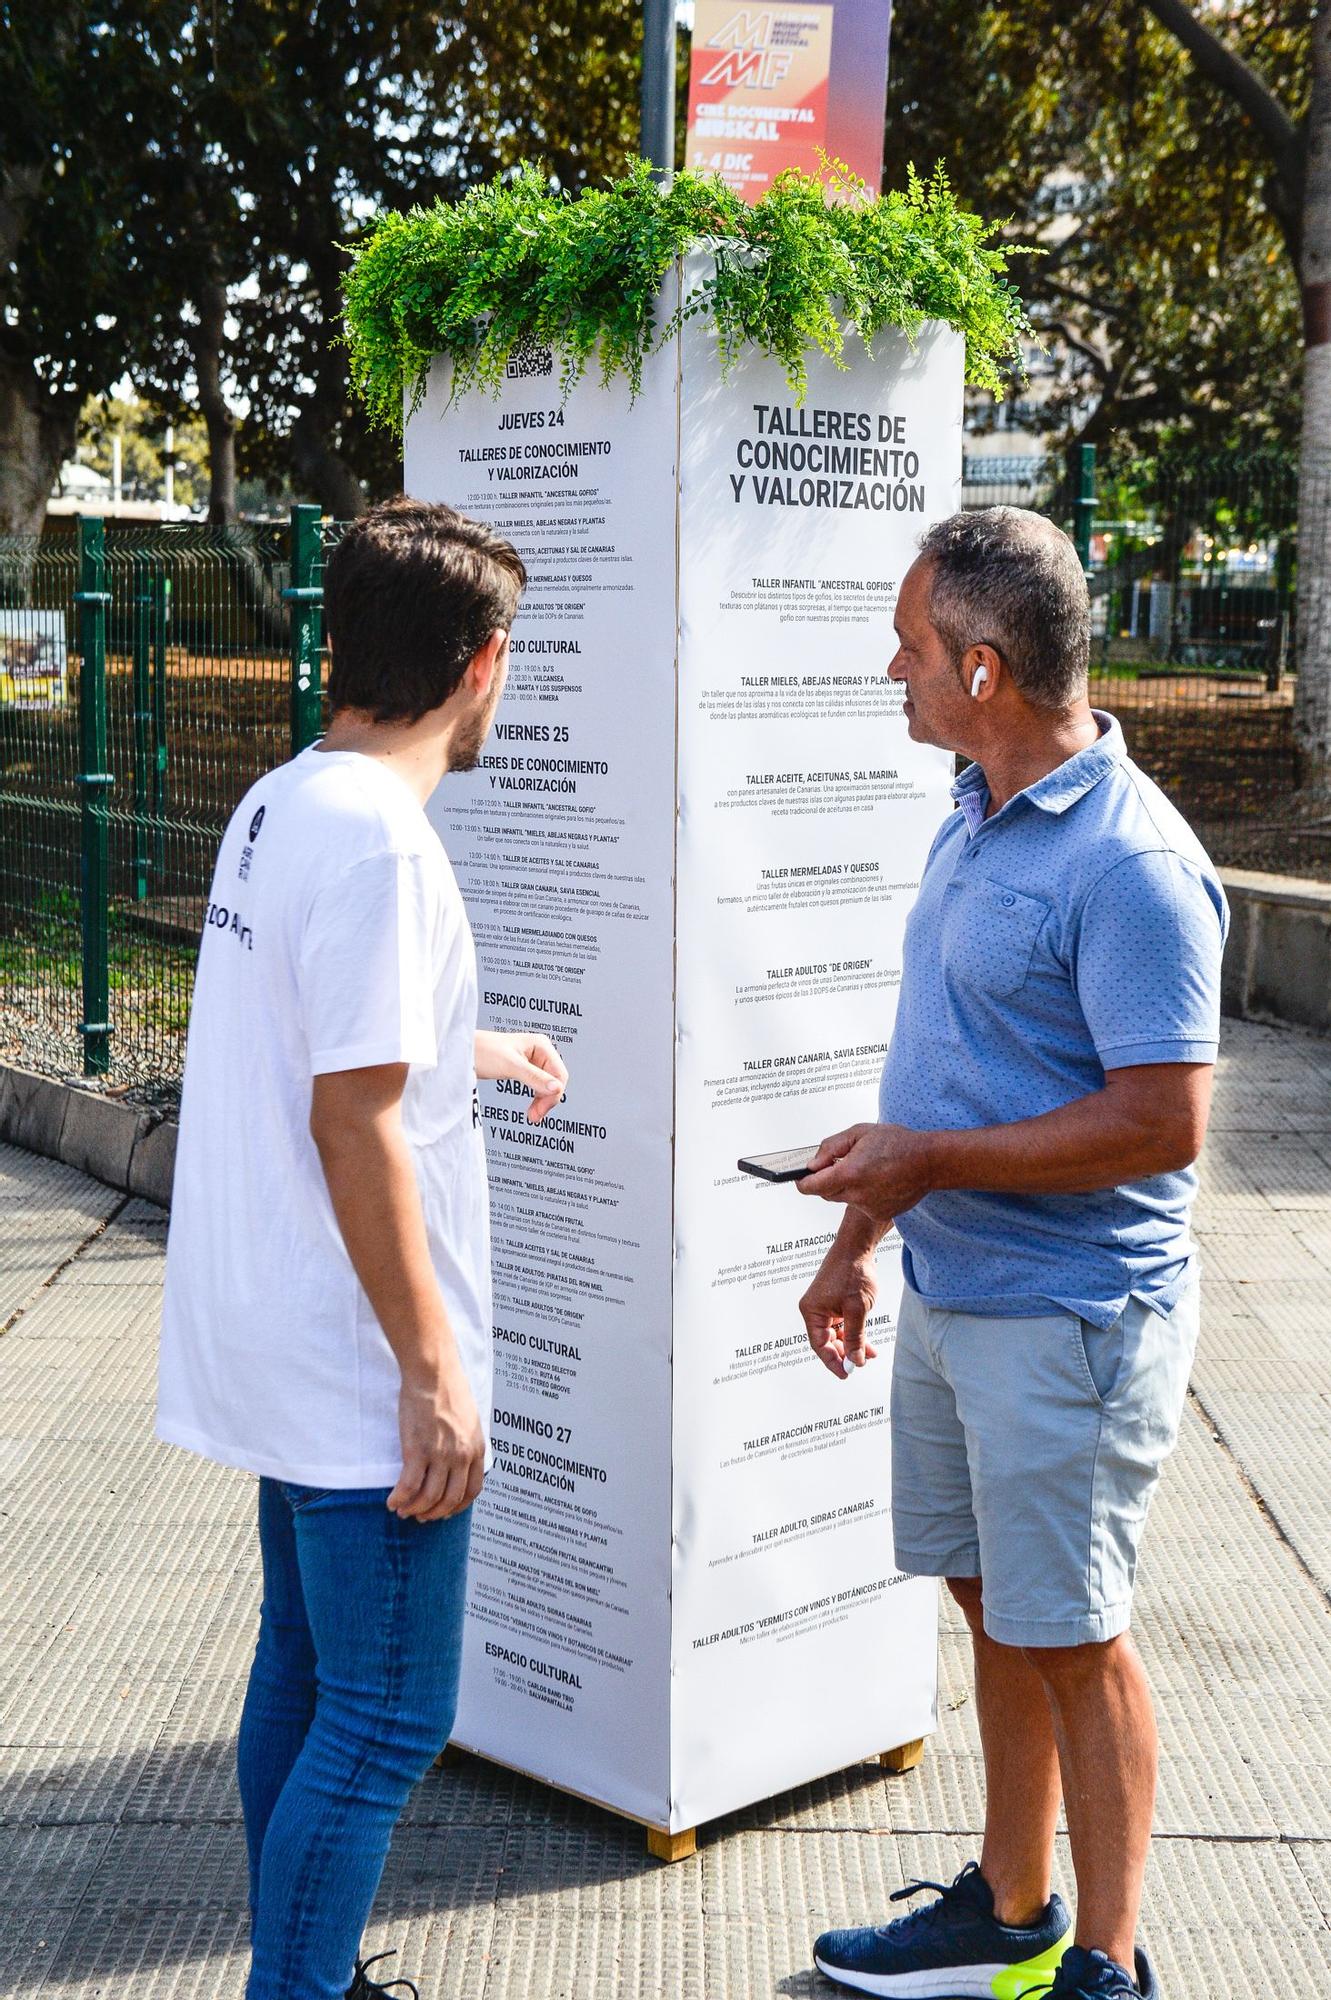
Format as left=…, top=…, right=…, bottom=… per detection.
left=405, top=270, right=960, bottom=1835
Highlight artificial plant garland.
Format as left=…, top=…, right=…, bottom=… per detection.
left=344, top=158, right=1033, bottom=430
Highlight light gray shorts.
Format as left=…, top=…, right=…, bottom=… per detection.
left=890, top=1279, right=1199, bottom=1649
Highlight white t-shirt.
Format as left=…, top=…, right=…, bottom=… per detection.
left=157, top=746, right=491, bottom=1488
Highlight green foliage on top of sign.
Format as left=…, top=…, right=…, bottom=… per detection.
left=343, top=159, right=1033, bottom=431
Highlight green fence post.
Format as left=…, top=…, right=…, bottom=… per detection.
left=131, top=558, right=152, bottom=902
left=75, top=516, right=113, bottom=1076
left=286, top=503, right=324, bottom=753
left=1072, top=443, right=1096, bottom=578
left=151, top=569, right=169, bottom=873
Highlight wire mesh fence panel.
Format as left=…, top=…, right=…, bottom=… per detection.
left=1085, top=451, right=1327, bottom=880
left=1, top=521, right=298, bottom=1098
left=0, top=536, right=85, bottom=1080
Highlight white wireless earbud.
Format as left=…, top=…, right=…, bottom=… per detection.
left=970, top=664, right=989, bottom=698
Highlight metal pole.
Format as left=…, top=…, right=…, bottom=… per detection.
left=131, top=558, right=152, bottom=902
left=75, top=515, right=112, bottom=1076
left=151, top=568, right=169, bottom=874
left=1072, top=442, right=1096, bottom=579
left=641, top=0, right=676, bottom=178
left=286, top=503, right=324, bottom=754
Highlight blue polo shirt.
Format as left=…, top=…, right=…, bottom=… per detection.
left=878, top=713, right=1227, bottom=1329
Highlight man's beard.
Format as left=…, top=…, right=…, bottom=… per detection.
left=449, top=692, right=500, bottom=773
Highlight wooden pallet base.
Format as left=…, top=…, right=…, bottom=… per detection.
left=880, top=1737, right=926, bottom=1773
left=437, top=1736, right=927, bottom=1860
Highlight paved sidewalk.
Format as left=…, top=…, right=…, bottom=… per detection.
left=2, top=1016, right=1331, bottom=2000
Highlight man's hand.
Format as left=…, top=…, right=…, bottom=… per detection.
left=474, top=1029, right=568, bottom=1123
left=389, top=1358, right=487, bottom=1522
left=797, top=1122, right=935, bottom=1222
left=799, top=1238, right=881, bottom=1377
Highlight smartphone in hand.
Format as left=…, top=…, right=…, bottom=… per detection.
left=737, top=1146, right=819, bottom=1184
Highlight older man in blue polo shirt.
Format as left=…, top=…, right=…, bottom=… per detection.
left=797, top=508, right=1226, bottom=2000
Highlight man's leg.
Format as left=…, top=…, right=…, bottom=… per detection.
left=237, top=1479, right=318, bottom=1925
left=1027, top=1632, right=1157, bottom=1973
left=246, top=1488, right=472, bottom=2000
left=947, top=1576, right=1063, bottom=1928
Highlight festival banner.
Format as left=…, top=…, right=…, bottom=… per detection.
left=685, top=0, right=893, bottom=201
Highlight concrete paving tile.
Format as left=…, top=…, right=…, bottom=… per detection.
left=1209, top=1088, right=1331, bottom=1133
left=1141, top=1837, right=1331, bottom=1999
left=363, top=1826, right=508, bottom=2000
left=8, top=1280, right=163, bottom=1337
left=57, top=1207, right=169, bottom=1284
left=0, top=1264, right=64, bottom=1325
left=722, top=1759, right=901, bottom=1835
left=0, top=1394, right=156, bottom=1447
left=482, top=1909, right=705, bottom=2000
left=35, top=1917, right=251, bottom=2000
left=0, top=1336, right=157, bottom=1410
left=1197, top=1224, right=1329, bottom=1282
left=888, top=1743, right=987, bottom=1834
left=0, top=1825, right=117, bottom=1994
left=496, top=1823, right=702, bottom=1918
left=1287, top=1225, right=1331, bottom=1274
left=1196, top=1352, right=1331, bottom=1393
left=400, top=1749, right=523, bottom=1830
left=1240, top=1276, right=1331, bottom=1341
left=1151, top=1691, right=1278, bottom=1837
left=0, top=1433, right=168, bottom=1527
left=0, top=1144, right=110, bottom=1202
left=1290, top=1840, right=1331, bottom=1927
left=358, top=1911, right=493, bottom=2000
left=701, top=1827, right=902, bottom=1919
left=121, top=1686, right=246, bottom=1827
left=0, top=1674, right=182, bottom=1826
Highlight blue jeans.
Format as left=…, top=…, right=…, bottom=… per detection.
left=238, top=1480, right=472, bottom=2000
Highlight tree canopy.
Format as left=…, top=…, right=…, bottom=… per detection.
left=0, top=0, right=1315, bottom=530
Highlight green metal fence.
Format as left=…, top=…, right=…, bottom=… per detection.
left=3, top=462, right=1330, bottom=1098
left=1, top=510, right=324, bottom=1099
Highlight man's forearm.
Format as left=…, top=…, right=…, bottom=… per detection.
left=835, top=1205, right=892, bottom=1258
left=924, top=1086, right=1197, bottom=1197
left=800, top=1063, right=1212, bottom=1219
left=315, top=1119, right=462, bottom=1383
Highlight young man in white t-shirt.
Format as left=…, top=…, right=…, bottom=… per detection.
left=157, top=498, right=567, bottom=2000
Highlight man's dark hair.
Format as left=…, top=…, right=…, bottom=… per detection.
left=323, top=497, right=526, bottom=723
left=917, top=507, right=1090, bottom=709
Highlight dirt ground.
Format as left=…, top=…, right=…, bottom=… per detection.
left=1091, top=670, right=1331, bottom=879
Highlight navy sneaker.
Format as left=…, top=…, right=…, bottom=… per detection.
left=346, top=1952, right=419, bottom=2000
left=1049, top=1946, right=1158, bottom=1998
left=813, top=1861, right=1072, bottom=1997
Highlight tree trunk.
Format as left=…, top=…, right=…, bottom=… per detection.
left=190, top=269, right=238, bottom=527
left=289, top=409, right=366, bottom=520
left=0, top=355, right=78, bottom=537
left=1294, top=3, right=1331, bottom=790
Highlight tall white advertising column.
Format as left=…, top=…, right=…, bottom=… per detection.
left=404, top=268, right=962, bottom=1844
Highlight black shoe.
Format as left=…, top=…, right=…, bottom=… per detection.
left=813, top=1859, right=1072, bottom=1995
left=346, top=1951, right=420, bottom=2000
left=1049, top=1946, right=1158, bottom=1998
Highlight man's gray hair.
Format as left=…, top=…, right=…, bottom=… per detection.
left=917, top=507, right=1090, bottom=710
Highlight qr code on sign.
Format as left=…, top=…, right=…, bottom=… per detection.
left=506, top=342, right=555, bottom=381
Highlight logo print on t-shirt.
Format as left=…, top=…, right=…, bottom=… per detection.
left=240, top=803, right=266, bottom=881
